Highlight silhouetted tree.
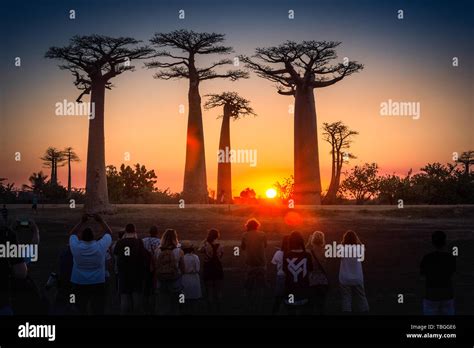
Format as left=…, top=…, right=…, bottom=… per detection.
left=322, top=121, right=358, bottom=204
left=23, top=171, right=49, bottom=195
left=147, top=30, right=248, bottom=203
left=340, top=163, right=379, bottom=204
left=242, top=41, right=363, bottom=205
left=63, top=147, right=80, bottom=195
left=40, top=147, right=65, bottom=185
left=274, top=175, right=295, bottom=201
left=204, top=92, right=255, bottom=203
left=46, top=35, right=153, bottom=213
left=456, top=150, right=474, bottom=175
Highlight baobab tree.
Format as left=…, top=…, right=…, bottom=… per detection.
left=147, top=30, right=248, bottom=203
left=40, top=147, right=65, bottom=185
left=204, top=92, right=256, bottom=203
left=63, top=147, right=80, bottom=195
left=46, top=35, right=153, bottom=213
left=321, top=121, right=358, bottom=204
left=242, top=41, right=363, bottom=204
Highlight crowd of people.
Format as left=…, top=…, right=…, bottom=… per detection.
left=0, top=209, right=457, bottom=316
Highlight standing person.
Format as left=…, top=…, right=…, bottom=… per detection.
left=154, top=229, right=184, bottom=315
left=283, top=231, right=313, bottom=315
left=114, top=224, right=148, bottom=314
left=271, top=235, right=289, bottom=315
left=110, top=230, right=126, bottom=304
left=306, top=231, right=329, bottom=314
left=181, top=242, right=202, bottom=314
left=142, top=226, right=161, bottom=314
left=69, top=214, right=112, bottom=315
left=31, top=195, right=38, bottom=214
left=0, top=219, right=27, bottom=315
left=199, top=229, right=224, bottom=314
left=50, top=242, right=75, bottom=314
left=1, top=205, right=8, bottom=223
left=339, top=230, right=369, bottom=314
left=420, top=230, right=456, bottom=315
left=241, top=218, right=267, bottom=313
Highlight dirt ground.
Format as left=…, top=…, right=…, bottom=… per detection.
left=5, top=204, right=474, bottom=315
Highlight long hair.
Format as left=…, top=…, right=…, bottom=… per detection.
left=341, top=230, right=362, bottom=245
left=281, top=235, right=290, bottom=253
left=306, top=231, right=325, bottom=250
left=160, top=229, right=178, bottom=250
left=288, top=231, right=305, bottom=251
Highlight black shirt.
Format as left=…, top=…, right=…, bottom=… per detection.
left=0, top=227, right=24, bottom=308
left=283, top=250, right=313, bottom=302
left=420, top=250, right=456, bottom=301
left=114, top=238, right=148, bottom=282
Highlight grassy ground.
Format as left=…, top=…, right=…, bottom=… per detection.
left=6, top=204, right=474, bottom=315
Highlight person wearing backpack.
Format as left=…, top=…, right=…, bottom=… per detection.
left=306, top=231, right=329, bottom=314
left=153, top=229, right=184, bottom=315
left=199, top=229, right=224, bottom=314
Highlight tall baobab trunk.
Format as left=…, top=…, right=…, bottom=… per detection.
left=67, top=155, right=72, bottom=194
left=293, top=87, right=321, bottom=205
left=217, top=105, right=232, bottom=203
left=183, top=74, right=208, bottom=203
left=50, top=158, right=56, bottom=185
left=84, top=80, right=111, bottom=213
left=325, top=152, right=340, bottom=204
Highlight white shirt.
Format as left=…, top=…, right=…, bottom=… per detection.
left=271, top=250, right=285, bottom=276
left=69, top=234, right=112, bottom=285
left=339, top=257, right=364, bottom=285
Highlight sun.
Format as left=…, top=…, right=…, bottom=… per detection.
left=266, top=188, right=277, bottom=199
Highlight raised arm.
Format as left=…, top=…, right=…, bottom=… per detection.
left=69, top=214, right=88, bottom=235
left=93, top=214, right=112, bottom=235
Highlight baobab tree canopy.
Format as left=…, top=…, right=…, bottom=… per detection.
left=204, top=92, right=256, bottom=119
left=147, top=30, right=248, bottom=82
left=147, top=30, right=248, bottom=203
left=45, top=35, right=154, bottom=102
left=241, top=40, right=363, bottom=95
left=242, top=40, right=363, bottom=205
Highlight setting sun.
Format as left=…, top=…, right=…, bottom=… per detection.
left=266, top=188, right=277, bottom=199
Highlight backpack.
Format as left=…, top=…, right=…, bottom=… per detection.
left=155, top=248, right=179, bottom=281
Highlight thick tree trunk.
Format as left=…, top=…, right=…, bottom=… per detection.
left=216, top=108, right=232, bottom=203
left=324, top=149, right=337, bottom=204
left=84, top=80, right=111, bottom=213
left=293, top=87, right=321, bottom=205
left=182, top=77, right=208, bottom=203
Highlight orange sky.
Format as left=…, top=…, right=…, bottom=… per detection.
left=2, top=1, right=472, bottom=197
left=2, top=56, right=472, bottom=197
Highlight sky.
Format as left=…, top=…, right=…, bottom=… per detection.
left=1, top=0, right=473, bottom=197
